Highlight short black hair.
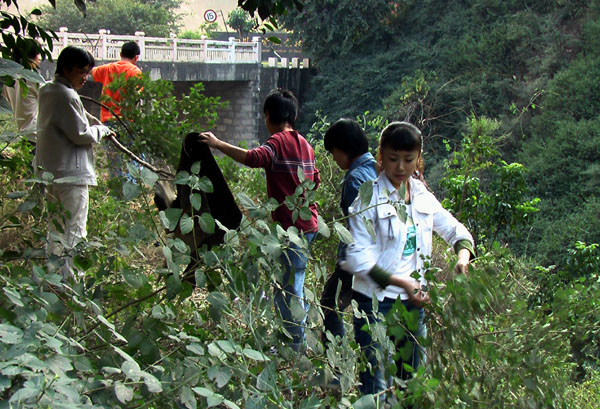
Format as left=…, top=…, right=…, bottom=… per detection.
left=263, top=88, right=298, bottom=126
left=324, top=118, right=369, bottom=160
left=56, top=46, right=95, bottom=76
left=121, top=41, right=141, bottom=59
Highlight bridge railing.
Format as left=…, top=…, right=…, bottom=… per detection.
left=51, top=28, right=262, bottom=64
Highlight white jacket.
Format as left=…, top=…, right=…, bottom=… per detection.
left=2, top=79, right=41, bottom=142
left=35, top=75, right=110, bottom=186
left=341, top=173, right=474, bottom=301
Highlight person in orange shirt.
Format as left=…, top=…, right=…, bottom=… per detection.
left=90, top=41, right=141, bottom=124
left=90, top=41, right=142, bottom=179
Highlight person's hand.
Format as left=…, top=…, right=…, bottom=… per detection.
left=97, top=125, right=114, bottom=139
left=454, top=248, right=471, bottom=275
left=198, top=131, right=220, bottom=148
left=405, top=280, right=430, bottom=307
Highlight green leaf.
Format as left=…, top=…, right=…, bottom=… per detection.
left=426, top=377, right=440, bottom=388
left=141, top=168, right=158, bottom=187
left=191, top=161, right=202, bottom=175
left=181, top=386, right=197, bottom=409
left=9, top=387, right=39, bottom=403
left=0, top=375, right=11, bottom=393
left=175, top=170, right=190, bottom=185
left=114, top=381, right=133, bottom=403
left=123, top=182, right=141, bottom=201
left=190, top=193, right=203, bottom=211
left=197, top=176, right=214, bottom=193
left=261, top=234, right=282, bottom=258
left=208, top=366, right=232, bottom=388
left=299, top=206, right=312, bottom=221
left=192, top=386, right=214, bottom=397
left=242, top=348, right=270, bottom=362
left=198, top=213, right=215, bottom=234
left=0, top=323, right=23, bottom=344
left=186, top=343, right=205, bottom=355
left=317, top=215, right=330, bottom=238
left=237, top=192, right=258, bottom=210
left=160, top=208, right=182, bottom=231
left=359, top=180, right=374, bottom=208
left=122, top=269, right=144, bottom=289
left=142, top=372, right=163, bottom=393
left=3, top=287, right=23, bottom=307
left=353, top=394, right=377, bottom=409
left=180, top=214, right=194, bottom=235
left=333, top=222, right=354, bottom=244
left=122, top=360, right=141, bottom=381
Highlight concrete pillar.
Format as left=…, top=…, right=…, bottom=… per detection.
left=268, top=57, right=277, bottom=67
left=59, top=27, right=68, bottom=51
left=229, top=37, right=236, bottom=63
left=280, top=58, right=288, bottom=68
left=252, top=36, right=262, bottom=64
left=302, top=58, right=310, bottom=69
left=135, top=31, right=145, bottom=61
left=170, top=33, right=177, bottom=62
left=98, top=29, right=107, bottom=60
left=291, top=58, right=299, bottom=68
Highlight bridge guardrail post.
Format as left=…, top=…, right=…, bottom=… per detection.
left=229, top=37, right=236, bottom=63
left=252, top=36, right=261, bottom=64
left=98, top=29, right=107, bottom=60
left=170, top=33, right=177, bottom=62
left=58, top=27, right=69, bottom=56
left=135, top=31, right=146, bottom=61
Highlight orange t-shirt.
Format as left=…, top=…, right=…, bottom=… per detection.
left=91, top=60, right=141, bottom=123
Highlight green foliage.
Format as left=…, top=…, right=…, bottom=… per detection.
left=519, top=38, right=600, bottom=264
left=440, top=116, right=540, bottom=247
left=0, top=0, right=57, bottom=69
left=179, top=22, right=219, bottom=40
left=227, top=7, right=256, bottom=40
left=238, top=0, right=304, bottom=21
left=35, top=0, right=182, bottom=37
left=106, top=73, right=227, bottom=167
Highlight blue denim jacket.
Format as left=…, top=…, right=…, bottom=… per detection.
left=338, top=152, right=378, bottom=260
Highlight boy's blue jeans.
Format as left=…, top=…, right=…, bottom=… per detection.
left=274, top=231, right=316, bottom=352
left=353, top=291, right=426, bottom=396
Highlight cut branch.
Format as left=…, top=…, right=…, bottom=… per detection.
left=80, top=95, right=175, bottom=179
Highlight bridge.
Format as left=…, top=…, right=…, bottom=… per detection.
left=51, top=28, right=310, bottom=68
left=42, top=29, right=313, bottom=145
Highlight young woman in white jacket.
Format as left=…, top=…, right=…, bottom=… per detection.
left=341, top=122, right=475, bottom=399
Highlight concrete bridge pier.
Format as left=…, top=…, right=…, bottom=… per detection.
left=39, top=61, right=313, bottom=148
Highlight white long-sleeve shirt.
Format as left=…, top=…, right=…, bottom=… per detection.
left=2, top=79, right=41, bottom=142
left=35, top=75, right=109, bottom=186
left=341, top=173, right=474, bottom=301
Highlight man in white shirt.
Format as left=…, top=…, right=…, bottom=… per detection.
left=35, top=46, right=112, bottom=280
left=2, top=49, right=43, bottom=148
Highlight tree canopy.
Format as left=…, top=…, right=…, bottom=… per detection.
left=34, top=0, right=182, bottom=37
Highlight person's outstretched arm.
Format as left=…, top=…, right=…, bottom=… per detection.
left=198, top=131, right=247, bottom=164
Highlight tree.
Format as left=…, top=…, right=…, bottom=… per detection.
left=35, top=0, right=182, bottom=37
left=227, top=7, right=255, bottom=40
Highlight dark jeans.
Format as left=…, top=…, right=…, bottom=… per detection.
left=353, top=291, right=426, bottom=396
left=320, top=263, right=354, bottom=344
